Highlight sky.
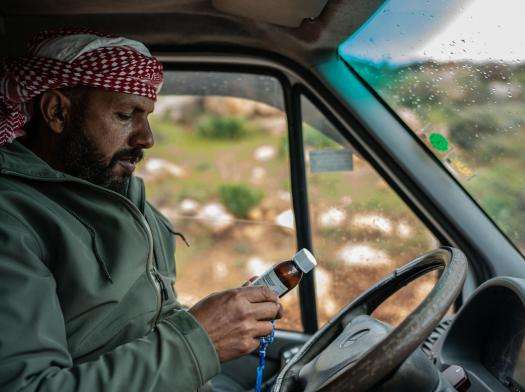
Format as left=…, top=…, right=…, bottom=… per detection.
left=339, top=0, right=525, bottom=64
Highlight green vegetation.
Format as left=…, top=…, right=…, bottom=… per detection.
left=196, top=115, right=250, bottom=140
left=350, top=59, right=525, bottom=250
left=219, top=183, right=264, bottom=218
left=448, top=108, right=500, bottom=150
left=303, top=123, right=339, bottom=149
left=147, top=115, right=283, bottom=207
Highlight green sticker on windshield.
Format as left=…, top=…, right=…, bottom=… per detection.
left=429, top=133, right=449, bottom=152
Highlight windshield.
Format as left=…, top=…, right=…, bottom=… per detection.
left=339, top=0, right=525, bottom=253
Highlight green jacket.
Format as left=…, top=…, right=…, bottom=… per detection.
left=0, top=141, right=220, bottom=391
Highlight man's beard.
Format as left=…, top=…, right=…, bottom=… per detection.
left=57, top=111, right=143, bottom=194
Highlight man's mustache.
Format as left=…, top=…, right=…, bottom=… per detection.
left=109, top=148, right=144, bottom=167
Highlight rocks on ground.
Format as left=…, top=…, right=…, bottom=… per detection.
left=139, top=158, right=186, bottom=181
left=275, top=209, right=295, bottom=231
left=253, top=145, right=277, bottom=162
left=336, top=243, right=391, bottom=267
left=318, top=207, right=346, bottom=229
left=197, top=203, right=234, bottom=233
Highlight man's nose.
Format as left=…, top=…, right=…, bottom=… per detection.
left=129, top=120, right=154, bottom=149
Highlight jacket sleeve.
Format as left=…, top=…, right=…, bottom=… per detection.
left=0, top=210, right=220, bottom=392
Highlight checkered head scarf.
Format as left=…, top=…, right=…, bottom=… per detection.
left=0, top=28, right=163, bottom=146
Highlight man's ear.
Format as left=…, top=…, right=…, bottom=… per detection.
left=39, top=90, right=72, bottom=135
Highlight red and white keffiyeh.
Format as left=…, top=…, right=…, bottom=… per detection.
left=0, top=28, right=163, bottom=146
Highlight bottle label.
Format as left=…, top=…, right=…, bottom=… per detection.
left=252, top=269, right=289, bottom=297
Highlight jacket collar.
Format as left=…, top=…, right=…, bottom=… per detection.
left=0, top=140, right=66, bottom=180
left=0, top=140, right=146, bottom=211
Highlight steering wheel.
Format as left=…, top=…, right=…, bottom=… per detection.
left=273, top=247, right=467, bottom=392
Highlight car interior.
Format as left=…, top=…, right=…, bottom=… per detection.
left=1, top=0, right=525, bottom=391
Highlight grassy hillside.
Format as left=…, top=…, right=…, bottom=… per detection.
left=351, top=59, right=525, bottom=251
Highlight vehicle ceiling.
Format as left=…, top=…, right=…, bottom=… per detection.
left=0, top=0, right=384, bottom=68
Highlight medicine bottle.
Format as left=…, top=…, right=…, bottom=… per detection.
left=252, top=248, right=317, bottom=297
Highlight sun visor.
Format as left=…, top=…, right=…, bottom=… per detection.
left=211, top=0, right=329, bottom=28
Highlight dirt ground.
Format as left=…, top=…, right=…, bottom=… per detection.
left=170, top=217, right=437, bottom=331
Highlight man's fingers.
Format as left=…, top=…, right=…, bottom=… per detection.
left=276, top=303, right=283, bottom=319
left=250, top=301, right=281, bottom=321
left=253, top=321, right=275, bottom=338
left=241, top=276, right=259, bottom=287
left=242, top=285, right=279, bottom=303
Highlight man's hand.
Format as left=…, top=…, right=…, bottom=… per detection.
left=188, top=286, right=282, bottom=362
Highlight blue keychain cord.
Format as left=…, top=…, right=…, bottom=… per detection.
left=255, top=320, right=275, bottom=392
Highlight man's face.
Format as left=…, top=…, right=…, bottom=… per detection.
left=58, top=89, right=155, bottom=193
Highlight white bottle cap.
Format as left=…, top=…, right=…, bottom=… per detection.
left=293, top=248, right=317, bottom=273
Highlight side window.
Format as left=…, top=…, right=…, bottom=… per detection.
left=142, top=71, right=301, bottom=330
left=301, top=95, right=439, bottom=326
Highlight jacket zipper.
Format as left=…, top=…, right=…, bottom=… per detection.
left=155, top=273, right=170, bottom=301
left=0, top=169, right=164, bottom=328
left=137, top=213, right=164, bottom=328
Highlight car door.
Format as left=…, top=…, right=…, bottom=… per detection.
left=142, top=68, right=312, bottom=387
left=142, top=61, right=447, bottom=388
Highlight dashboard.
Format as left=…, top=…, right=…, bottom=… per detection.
left=439, top=277, right=525, bottom=392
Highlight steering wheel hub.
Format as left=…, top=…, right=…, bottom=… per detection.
left=340, top=328, right=370, bottom=349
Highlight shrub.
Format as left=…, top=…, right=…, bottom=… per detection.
left=196, top=115, right=249, bottom=140
left=471, top=165, right=525, bottom=247
left=448, top=111, right=499, bottom=151
left=278, top=134, right=289, bottom=158
left=219, top=184, right=264, bottom=218
left=303, top=123, right=338, bottom=149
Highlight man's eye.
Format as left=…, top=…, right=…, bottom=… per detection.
left=117, top=112, right=132, bottom=121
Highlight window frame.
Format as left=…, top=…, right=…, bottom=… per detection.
left=158, top=62, right=318, bottom=331
left=155, top=49, right=517, bottom=333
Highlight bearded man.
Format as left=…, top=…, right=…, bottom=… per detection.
left=0, top=29, right=281, bottom=391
